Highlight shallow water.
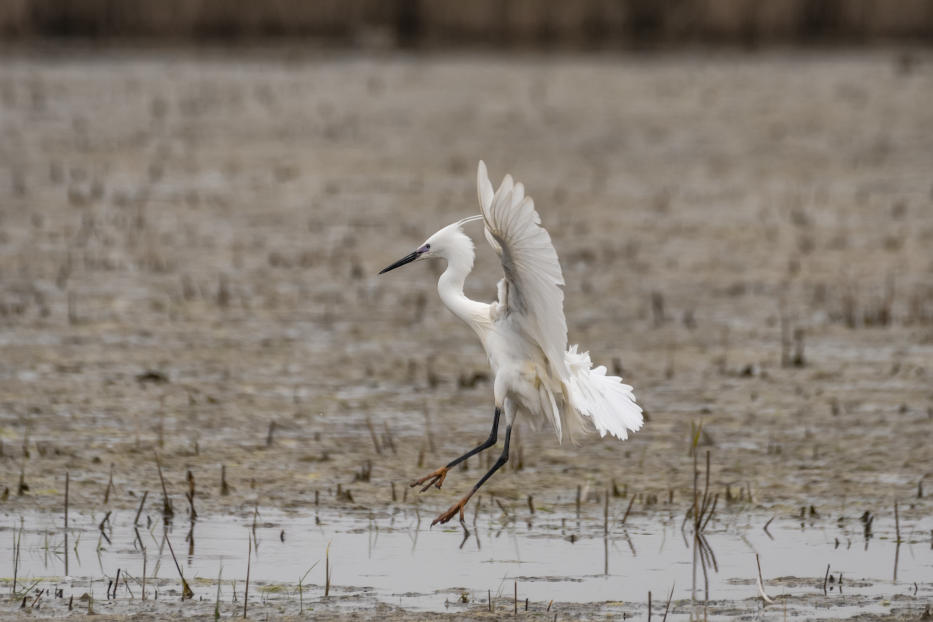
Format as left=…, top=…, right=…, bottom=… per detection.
left=2, top=505, right=930, bottom=616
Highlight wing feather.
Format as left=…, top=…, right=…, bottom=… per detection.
left=477, top=161, right=568, bottom=381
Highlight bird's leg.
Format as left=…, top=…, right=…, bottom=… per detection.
left=432, top=424, right=512, bottom=526
left=410, top=408, right=500, bottom=493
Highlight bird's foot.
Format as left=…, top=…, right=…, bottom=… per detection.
left=409, top=466, right=448, bottom=493
left=432, top=496, right=469, bottom=526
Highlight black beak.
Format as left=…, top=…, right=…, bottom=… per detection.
left=379, top=251, right=420, bottom=274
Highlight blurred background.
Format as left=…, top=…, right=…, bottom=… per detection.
left=1, top=1, right=932, bottom=619
left=1, top=0, right=932, bottom=45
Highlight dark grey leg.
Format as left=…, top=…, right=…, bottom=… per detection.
left=432, top=424, right=512, bottom=526
left=410, top=408, right=501, bottom=492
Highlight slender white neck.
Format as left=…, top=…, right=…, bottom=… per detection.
left=437, top=252, right=483, bottom=324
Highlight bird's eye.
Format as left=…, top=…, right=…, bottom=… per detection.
left=419, top=244, right=431, bottom=253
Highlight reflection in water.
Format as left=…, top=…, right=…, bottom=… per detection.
left=695, top=532, right=719, bottom=602
left=0, top=506, right=931, bottom=613
left=894, top=541, right=900, bottom=582
left=186, top=523, right=195, bottom=561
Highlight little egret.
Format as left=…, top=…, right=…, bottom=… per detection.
left=379, top=161, right=643, bottom=526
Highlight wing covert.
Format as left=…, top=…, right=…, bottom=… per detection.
left=477, top=161, right=568, bottom=381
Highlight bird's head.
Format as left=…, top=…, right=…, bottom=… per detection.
left=378, top=216, right=481, bottom=275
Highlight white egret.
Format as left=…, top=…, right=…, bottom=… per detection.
left=379, top=161, right=643, bottom=525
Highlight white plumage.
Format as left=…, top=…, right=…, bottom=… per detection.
left=379, top=161, right=643, bottom=525
left=476, top=161, right=642, bottom=442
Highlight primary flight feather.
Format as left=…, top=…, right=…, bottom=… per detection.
left=379, top=161, right=643, bottom=525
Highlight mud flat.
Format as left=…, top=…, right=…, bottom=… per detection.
left=0, top=47, right=932, bottom=619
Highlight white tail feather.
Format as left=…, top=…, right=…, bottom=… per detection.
left=563, top=345, right=643, bottom=441
left=537, top=382, right=562, bottom=440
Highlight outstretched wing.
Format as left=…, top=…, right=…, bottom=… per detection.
left=477, top=161, right=568, bottom=381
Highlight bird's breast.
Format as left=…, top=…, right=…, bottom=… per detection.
left=482, top=325, right=545, bottom=382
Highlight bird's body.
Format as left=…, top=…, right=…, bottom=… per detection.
left=380, top=161, right=643, bottom=525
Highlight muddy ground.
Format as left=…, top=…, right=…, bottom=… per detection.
left=0, top=46, right=932, bottom=619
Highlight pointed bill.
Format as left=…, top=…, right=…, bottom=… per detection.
left=378, top=251, right=420, bottom=274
